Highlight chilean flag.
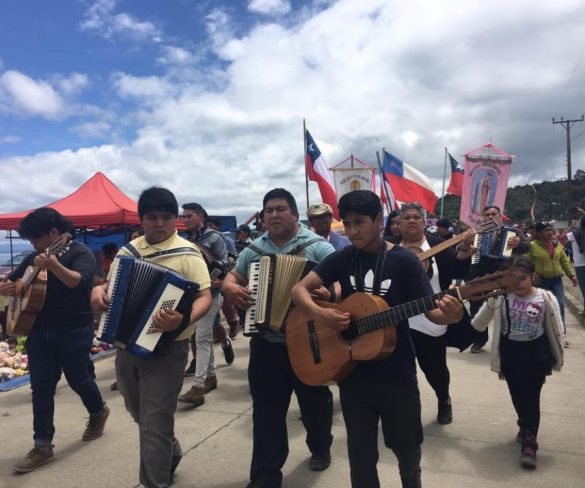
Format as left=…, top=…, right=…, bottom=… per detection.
left=379, top=171, right=398, bottom=213
left=305, top=130, right=339, bottom=219
left=382, top=149, right=438, bottom=214
left=446, top=152, right=464, bottom=196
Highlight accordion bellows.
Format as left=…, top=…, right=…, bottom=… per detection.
left=245, top=254, right=315, bottom=336
left=97, top=256, right=199, bottom=357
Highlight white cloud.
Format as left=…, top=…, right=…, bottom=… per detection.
left=157, top=46, right=194, bottom=65
left=0, top=71, right=64, bottom=119
left=80, top=0, right=160, bottom=41
left=55, top=72, right=89, bottom=96
left=71, top=121, right=112, bottom=139
left=112, top=73, right=176, bottom=101
left=0, top=135, right=21, bottom=144
left=248, top=0, right=291, bottom=16
left=2, top=0, right=585, bottom=221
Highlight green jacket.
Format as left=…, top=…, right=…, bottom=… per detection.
left=528, top=240, right=575, bottom=279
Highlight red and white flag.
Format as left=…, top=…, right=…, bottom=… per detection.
left=305, top=130, right=339, bottom=219
left=382, top=150, right=438, bottom=214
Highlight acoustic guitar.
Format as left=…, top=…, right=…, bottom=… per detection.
left=6, top=233, right=72, bottom=337
left=404, top=220, right=503, bottom=277
left=286, top=270, right=520, bottom=386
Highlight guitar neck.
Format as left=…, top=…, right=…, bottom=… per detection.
left=350, top=289, right=455, bottom=336
left=415, top=232, right=468, bottom=262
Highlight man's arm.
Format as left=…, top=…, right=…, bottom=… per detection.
left=35, top=254, right=82, bottom=288
left=425, top=294, right=464, bottom=325
left=291, top=271, right=350, bottom=330
left=153, top=288, right=212, bottom=332
left=222, top=270, right=253, bottom=310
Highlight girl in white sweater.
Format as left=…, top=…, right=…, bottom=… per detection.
left=472, top=257, right=564, bottom=469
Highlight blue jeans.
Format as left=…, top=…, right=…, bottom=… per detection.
left=26, top=321, right=104, bottom=443
left=539, top=276, right=566, bottom=333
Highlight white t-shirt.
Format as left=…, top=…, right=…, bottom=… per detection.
left=567, top=232, right=585, bottom=267
left=504, top=289, right=546, bottom=341
left=405, top=240, right=448, bottom=337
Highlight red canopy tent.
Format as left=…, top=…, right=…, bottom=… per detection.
left=0, top=172, right=140, bottom=231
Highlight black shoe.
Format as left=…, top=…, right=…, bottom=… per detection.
left=309, top=450, right=331, bottom=471
left=470, top=343, right=483, bottom=353
left=437, top=399, right=452, bottom=425
left=222, top=339, right=235, bottom=365
left=110, top=381, right=118, bottom=391
left=184, top=359, right=196, bottom=377
left=170, top=454, right=182, bottom=482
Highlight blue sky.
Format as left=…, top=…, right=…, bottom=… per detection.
left=1, top=0, right=585, bottom=222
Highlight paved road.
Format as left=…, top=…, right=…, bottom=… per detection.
left=1, top=284, right=584, bottom=487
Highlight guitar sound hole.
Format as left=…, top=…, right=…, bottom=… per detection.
left=340, top=326, right=358, bottom=342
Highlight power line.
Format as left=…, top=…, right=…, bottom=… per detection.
left=552, top=115, right=585, bottom=206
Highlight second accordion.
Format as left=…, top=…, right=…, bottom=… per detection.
left=244, top=254, right=315, bottom=336
left=97, top=256, right=199, bottom=357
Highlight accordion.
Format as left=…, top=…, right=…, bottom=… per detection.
left=197, top=244, right=227, bottom=280
left=472, top=227, right=517, bottom=264
left=244, top=254, right=315, bottom=336
left=97, top=256, right=199, bottom=357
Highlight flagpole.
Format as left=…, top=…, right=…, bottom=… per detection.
left=440, top=147, right=448, bottom=218
left=303, top=118, right=310, bottom=211
left=376, top=150, right=391, bottom=215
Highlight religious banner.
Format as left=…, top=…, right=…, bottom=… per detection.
left=459, top=142, right=514, bottom=226
left=331, top=155, right=376, bottom=201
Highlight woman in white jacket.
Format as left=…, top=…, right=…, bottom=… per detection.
left=472, top=257, right=564, bottom=470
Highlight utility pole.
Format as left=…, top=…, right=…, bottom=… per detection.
left=552, top=115, right=584, bottom=207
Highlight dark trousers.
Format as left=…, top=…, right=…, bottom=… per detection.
left=248, top=336, right=333, bottom=486
left=504, top=371, right=546, bottom=437
left=410, top=329, right=450, bottom=402
left=469, top=261, right=500, bottom=348
left=470, top=296, right=489, bottom=347
left=26, top=321, right=104, bottom=443
left=539, top=276, right=566, bottom=333
left=339, top=376, right=423, bottom=488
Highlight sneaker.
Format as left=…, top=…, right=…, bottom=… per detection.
left=82, top=404, right=110, bottom=441
left=437, top=399, right=453, bottom=425
left=12, top=446, right=54, bottom=473
left=309, top=450, right=331, bottom=471
left=110, top=381, right=118, bottom=391
left=178, top=386, right=205, bottom=407
left=470, top=344, right=483, bottom=353
left=184, top=359, right=196, bottom=377
left=520, top=445, right=537, bottom=468
left=222, top=339, right=235, bottom=365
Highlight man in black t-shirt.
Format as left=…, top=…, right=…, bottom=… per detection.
left=0, top=208, right=108, bottom=474
left=292, top=191, right=463, bottom=488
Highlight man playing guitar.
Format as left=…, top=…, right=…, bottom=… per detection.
left=0, top=208, right=108, bottom=473
left=291, top=191, right=463, bottom=488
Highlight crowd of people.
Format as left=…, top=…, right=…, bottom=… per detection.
left=0, top=187, right=578, bottom=488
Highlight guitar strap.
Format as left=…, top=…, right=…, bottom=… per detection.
left=354, top=240, right=387, bottom=295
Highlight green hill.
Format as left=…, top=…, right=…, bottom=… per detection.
left=436, top=176, right=583, bottom=224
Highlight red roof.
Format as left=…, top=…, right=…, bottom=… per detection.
left=0, top=172, right=140, bottom=230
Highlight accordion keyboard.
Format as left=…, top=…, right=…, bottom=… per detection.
left=244, top=261, right=261, bottom=336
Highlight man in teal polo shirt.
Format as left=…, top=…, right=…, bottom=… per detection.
left=223, top=188, right=335, bottom=488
